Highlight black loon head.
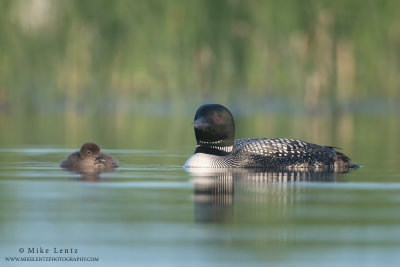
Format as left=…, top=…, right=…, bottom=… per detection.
left=192, top=104, right=235, bottom=150
left=80, top=142, right=105, bottom=162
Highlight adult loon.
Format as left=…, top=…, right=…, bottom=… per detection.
left=184, top=104, right=357, bottom=170
left=61, top=142, right=118, bottom=174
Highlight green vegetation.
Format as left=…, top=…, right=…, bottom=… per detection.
left=0, top=0, right=399, bottom=114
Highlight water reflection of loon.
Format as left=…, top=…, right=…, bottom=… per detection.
left=189, top=169, right=338, bottom=223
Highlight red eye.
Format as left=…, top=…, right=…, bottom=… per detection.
left=215, top=116, right=220, bottom=121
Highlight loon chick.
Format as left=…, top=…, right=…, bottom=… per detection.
left=61, top=142, right=118, bottom=174
left=185, top=104, right=357, bottom=170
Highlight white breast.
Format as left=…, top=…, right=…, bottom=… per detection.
left=184, top=153, right=219, bottom=168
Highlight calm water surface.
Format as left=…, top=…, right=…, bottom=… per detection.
left=1, top=113, right=400, bottom=266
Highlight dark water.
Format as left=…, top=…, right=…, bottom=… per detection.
left=1, top=113, right=400, bottom=266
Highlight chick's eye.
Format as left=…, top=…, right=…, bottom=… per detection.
left=87, top=151, right=91, bottom=155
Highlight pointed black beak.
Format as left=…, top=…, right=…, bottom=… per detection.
left=95, top=155, right=105, bottom=163
left=192, top=117, right=210, bottom=129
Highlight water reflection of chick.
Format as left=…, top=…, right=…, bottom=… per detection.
left=61, top=142, right=118, bottom=177
left=189, top=169, right=336, bottom=224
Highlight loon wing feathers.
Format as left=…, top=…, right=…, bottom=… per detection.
left=233, top=138, right=336, bottom=160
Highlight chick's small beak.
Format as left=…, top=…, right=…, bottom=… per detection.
left=192, top=117, right=210, bottom=130
left=96, top=155, right=105, bottom=163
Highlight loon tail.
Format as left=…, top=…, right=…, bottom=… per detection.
left=332, top=149, right=360, bottom=169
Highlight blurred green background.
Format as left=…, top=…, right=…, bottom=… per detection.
left=0, top=0, right=399, bottom=166
left=1, top=0, right=400, bottom=113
